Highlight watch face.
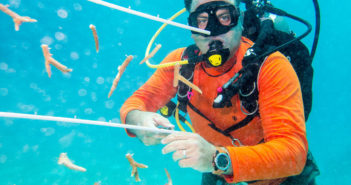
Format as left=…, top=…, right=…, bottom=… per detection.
left=216, top=153, right=230, bottom=171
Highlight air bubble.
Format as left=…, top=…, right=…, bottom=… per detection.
left=70, top=52, right=79, bottom=60
left=91, top=92, right=97, bottom=102
left=105, top=100, right=115, bottom=109
left=40, top=36, right=54, bottom=45
left=73, top=3, right=82, bottom=11
left=7, top=68, right=16, bottom=73
left=9, top=0, right=20, bottom=8
left=23, top=144, right=29, bottom=153
left=18, top=103, right=35, bottom=112
left=55, top=32, right=66, bottom=41
left=38, top=2, right=44, bottom=9
left=84, top=77, right=90, bottom=83
left=78, top=89, right=87, bottom=96
left=0, top=88, right=8, bottom=96
left=84, top=49, right=91, bottom=56
left=0, top=155, right=7, bottom=164
left=55, top=44, right=63, bottom=50
left=98, top=117, right=106, bottom=122
left=96, top=77, right=104, bottom=84
left=63, top=73, right=71, bottom=79
left=40, top=127, right=55, bottom=136
left=84, top=108, right=93, bottom=115
left=57, top=9, right=68, bottom=19
left=30, top=83, right=38, bottom=89
left=32, top=145, right=39, bottom=151
left=111, top=118, right=120, bottom=123
left=0, top=62, right=8, bottom=71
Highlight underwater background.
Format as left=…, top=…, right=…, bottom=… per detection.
left=0, top=0, right=350, bottom=184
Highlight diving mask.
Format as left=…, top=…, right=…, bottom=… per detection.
left=188, top=1, right=240, bottom=37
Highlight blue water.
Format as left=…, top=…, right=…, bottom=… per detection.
left=0, top=0, right=350, bottom=184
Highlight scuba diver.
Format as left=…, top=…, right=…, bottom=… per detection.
left=120, top=0, right=320, bottom=184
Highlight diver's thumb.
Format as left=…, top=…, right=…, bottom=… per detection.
left=153, top=115, right=174, bottom=129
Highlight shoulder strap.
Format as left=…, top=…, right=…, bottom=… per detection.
left=176, top=44, right=199, bottom=113
left=242, top=31, right=313, bottom=120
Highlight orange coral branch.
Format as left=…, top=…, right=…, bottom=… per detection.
left=173, top=65, right=202, bottom=94
left=108, top=55, right=133, bottom=98
left=173, top=64, right=180, bottom=87
left=140, top=44, right=162, bottom=64
left=0, top=3, right=37, bottom=31
left=89, top=24, right=99, bottom=53
left=41, top=44, right=72, bottom=78
left=126, top=153, right=148, bottom=182
left=165, top=168, right=173, bottom=185
left=58, top=153, right=86, bottom=172
left=178, top=74, right=202, bottom=94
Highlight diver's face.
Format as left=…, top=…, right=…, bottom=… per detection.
left=190, top=0, right=242, bottom=58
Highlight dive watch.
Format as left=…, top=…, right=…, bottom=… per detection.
left=212, top=147, right=231, bottom=175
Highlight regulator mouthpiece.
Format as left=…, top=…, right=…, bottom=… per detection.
left=205, top=40, right=230, bottom=67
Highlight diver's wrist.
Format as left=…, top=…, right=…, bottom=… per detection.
left=126, top=110, right=143, bottom=124
left=125, top=110, right=145, bottom=135
left=212, top=147, right=233, bottom=175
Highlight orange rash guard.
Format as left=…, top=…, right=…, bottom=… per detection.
left=120, top=37, right=307, bottom=184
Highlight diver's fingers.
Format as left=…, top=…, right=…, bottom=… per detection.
left=139, top=135, right=162, bottom=146
left=153, top=115, right=174, bottom=129
left=178, top=156, right=196, bottom=168
left=161, top=132, right=197, bottom=144
left=162, top=139, right=188, bottom=155
left=172, top=148, right=192, bottom=162
left=137, top=129, right=167, bottom=146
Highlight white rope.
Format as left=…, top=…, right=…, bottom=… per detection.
left=87, top=0, right=211, bottom=35
left=0, top=112, right=178, bottom=134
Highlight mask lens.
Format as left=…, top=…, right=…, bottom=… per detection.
left=216, top=8, right=232, bottom=26
left=196, top=12, right=209, bottom=29
left=195, top=7, right=232, bottom=29
left=188, top=1, right=239, bottom=36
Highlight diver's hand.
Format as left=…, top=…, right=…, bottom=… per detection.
left=161, top=132, right=216, bottom=172
left=126, top=110, right=174, bottom=146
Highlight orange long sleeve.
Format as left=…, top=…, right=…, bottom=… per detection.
left=225, top=53, right=307, bottom=183
left=120, top=48, right=183, bottom=128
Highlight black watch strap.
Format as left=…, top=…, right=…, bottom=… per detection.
left=212, top=147, right=230, bottom=175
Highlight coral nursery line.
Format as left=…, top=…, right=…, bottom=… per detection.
left=87, top=0, right=210, bottom=35
left=0, top=112, right=178, bottom=134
